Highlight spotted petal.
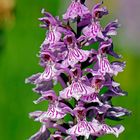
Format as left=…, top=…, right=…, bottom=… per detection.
left=36, top=103, right=67, bottom=121
left=36, top=64, right=60, bottom=83
left=67, top=120, right=101, bottom=139
left=42, top=27, right=62, bottom=46
left=83, top=22, right=105, bottom=41
left=62, top=48, right=90, bottom=68
left=60, top=81, right=95, bottom=100
left=97, top=55, right=113, bottom=75
left=98, top=124, right=125, bottom=137
left=81, top=93, right=102, bottom=105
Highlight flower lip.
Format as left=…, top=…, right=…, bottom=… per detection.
left=82, top=21, right=105, bottom=41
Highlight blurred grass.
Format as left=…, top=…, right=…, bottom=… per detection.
left=0, top=0, right=60, bottom=139
left=0, top=0, right=140, bottom=140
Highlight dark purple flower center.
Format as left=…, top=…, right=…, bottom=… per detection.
left=47, top=96, right=53, bottom=100
left=78, top=110, right=84, bottom=115
left=43, top=54, right=51, bottom=61
left=94, top=11, right=101, bottom=18
left=95, top=79, right=102, bottom=85
left=44, top=19, right=51, bottom=25
left=77, top=110, right=86, bottom=120
left=93, top=78, right=102, bottom=90
left=67, top=36, right=73, bottom=45
left=73, top=69, right=78, bottom=76
left=102, top=47, right=108, bottom=54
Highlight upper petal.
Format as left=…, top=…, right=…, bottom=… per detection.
left=63, top=0, right=90, bottom=20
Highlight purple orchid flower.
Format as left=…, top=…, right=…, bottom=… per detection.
left=63, top=0, right=90, bottom=21
left=81, top=2, right=109, bottom=42
left=61, top=34, right=91, bottom=68
left=42, top=27, right=62, bottom=47
left=27, top=51, right=65, bottom=86
left=25, top=73, right=53, bottom=94
left=98, top=39, right=121, bottom=58
left=82, top=21, right=106, bottom=42
left=60, top=67, right=96, bottom=100
left=95, top=55, right=125, bottom=76
left=81, top=2, right=119, bottom=45
left=32, top=91, right=72, bottom=121
left=78, top=1, right=108, bottom=27
left=26, top=0, right=130, bottom=139
left=39, top=9, right=66, bottom=53
left=67, top=105, right=124, bottom=139
left=39, top=9, right=61, bottom=28
left=92, top=1, right=108, bottom=20
left=87, top=40, right=125, bottom=77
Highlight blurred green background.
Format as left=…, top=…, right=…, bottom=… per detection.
left=0, top=0, right=139, bottom=140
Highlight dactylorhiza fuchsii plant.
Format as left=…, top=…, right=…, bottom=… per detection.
left=26, top=0, right=130, bottom=140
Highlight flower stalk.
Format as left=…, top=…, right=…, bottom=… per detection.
left=26, top=0, right=130, bottom=139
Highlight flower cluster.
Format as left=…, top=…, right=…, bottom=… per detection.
left=26, top=1, right=130, bottom=139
